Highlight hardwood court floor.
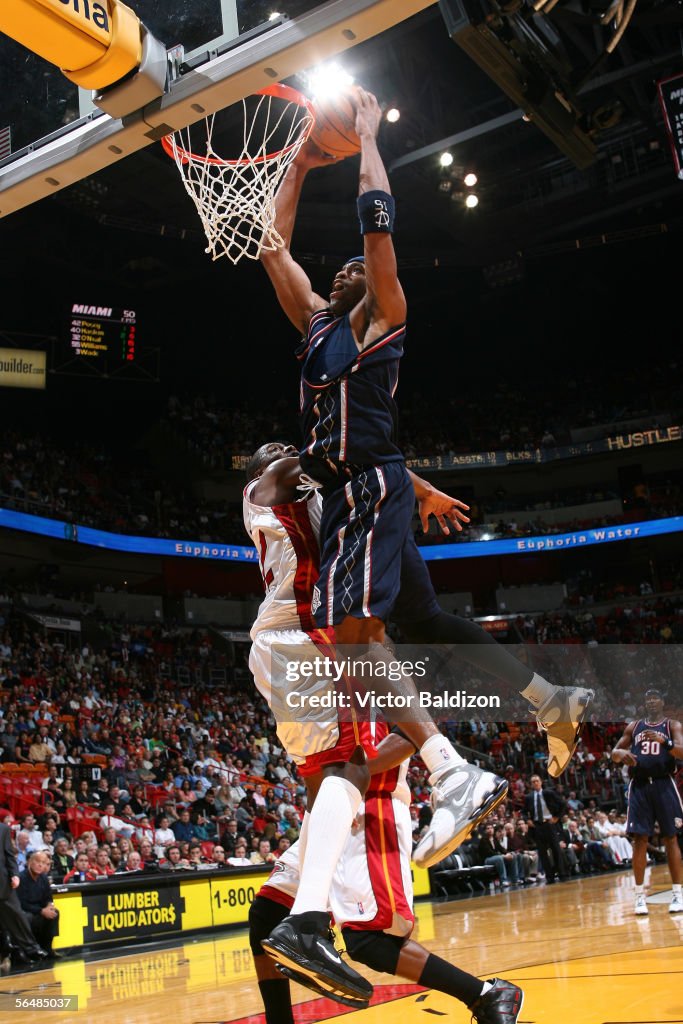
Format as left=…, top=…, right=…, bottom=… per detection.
left=1, top=865, right=681, bottom=1023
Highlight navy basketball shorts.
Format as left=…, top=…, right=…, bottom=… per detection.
left=626, top=777, right=683, bottom=837
left=312, top=461, right=415, bottom=627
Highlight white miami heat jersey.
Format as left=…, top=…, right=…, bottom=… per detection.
left=243, top=479, right=322, bottom=639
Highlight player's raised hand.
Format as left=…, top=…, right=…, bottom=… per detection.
left=418, top=488, right=470, bottom=536
left=640, top=729, right=664, bottom=744
left=295, top=137, right=340, bottom=169
left=620, top=751, right=638, bottom=766
left=353, top=87, right=383, bottom=139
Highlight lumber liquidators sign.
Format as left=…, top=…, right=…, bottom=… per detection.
left=0, top=348, right=46, bottom=389
left=82, top=886, right=185, bottom=943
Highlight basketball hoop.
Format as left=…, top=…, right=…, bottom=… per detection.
left=162, top=84, right=315, bottom=263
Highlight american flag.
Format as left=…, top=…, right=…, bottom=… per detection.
left=0, top=125, right=11, bottom=161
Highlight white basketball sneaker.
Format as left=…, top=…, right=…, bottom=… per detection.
left=669, top=893, right=683, bottom=914
left=634, top=894, right=649, bottom=916
left=412, top=763, right=508, bottom=869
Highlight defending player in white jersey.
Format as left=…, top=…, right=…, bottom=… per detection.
left=248, top=722, right=524, bottom=1024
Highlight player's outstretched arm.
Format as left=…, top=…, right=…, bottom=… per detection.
left=260, top=143, right=331, bottom=333
left=611, top=721, right=637, bottom=765
left=354, top=88, right=406, bottom=340
left=407, top=470, right=470, bottom=535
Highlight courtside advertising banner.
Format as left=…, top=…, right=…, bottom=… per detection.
left=0, top=347, right=46, bottom=389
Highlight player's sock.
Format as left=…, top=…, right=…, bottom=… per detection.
left=400, top=610, right=534, bottom=690
left=419, top=733, right=466, bottom=780
left=258, top=978, right=294, bottom=1024
left=291, top=776, right=361, bottom=916
left=520, top=672, right=557, bottom=710
left=672, top=884, right=682, bottom=897
left=634, top=884, right=645, bottom=896
left=418, top=952, right=485, bottom=1007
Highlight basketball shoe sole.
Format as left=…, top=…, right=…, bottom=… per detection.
left=534, top=686, right=595, bottom=777
left=276, top=963, right=370, bottom=1008
left=261, top=911, right=373, bottom=1005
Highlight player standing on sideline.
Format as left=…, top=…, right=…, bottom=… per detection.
left=259, top=87, right=592, bottom=988
left=611, top=688, right=683, bottom=915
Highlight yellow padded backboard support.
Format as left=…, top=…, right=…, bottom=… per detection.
left=0, top=0, right=142, bottom=91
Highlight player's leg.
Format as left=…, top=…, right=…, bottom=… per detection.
left=657, top=779, right=683, bottom=912
left=262, top=755, right=373, bottom=1004
left=337, top=797, right=523, bottom=1023
left=393, top=537, right=593, bottom=779
left=631, top=835, right=650, bottom=914
left=249, top=896, right=295, bottom=1024
left=627, top=780, right=654, bottom=914
left=316, top=467, right=507, bottom=866
left=663, top=836, right=683, bottom=912
left=250, top=631, right=373, bottom=1002
left=252, top=840, right=371, bottom=1010
left=344, top=931, right=523, bottom=1024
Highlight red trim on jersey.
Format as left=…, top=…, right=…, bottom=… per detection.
left=271, top=501, right=321, bottom=632
left=296, top=721, right=377, bottom=778
left=256, top=883, right=294, bottom=909
left=344, top=791, right=414, bottom=932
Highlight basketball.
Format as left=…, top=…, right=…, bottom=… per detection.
left=310, top=88, right=361, bottom=158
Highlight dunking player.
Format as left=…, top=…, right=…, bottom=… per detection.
left=611, top=688, right=683, bottom=915
left=249, top=726, right=524, bottom=1024
left=258, top=86, right=592, bottom=990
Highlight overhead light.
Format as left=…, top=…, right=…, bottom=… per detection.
left=464, top=172, right=478, bottom=187
left=386, top=107, right=400, bottom=123
left=439, top=151, right=454, bottom=167
left=465, top=193, right=479, bottom=208
left=306, top=62, right=354, bottom=100
left=268, top=10, right=282, bottom=19
left=438, top=179, right=453, bottom=193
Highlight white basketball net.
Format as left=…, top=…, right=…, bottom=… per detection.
left=163, top=87, right=314, bottom=264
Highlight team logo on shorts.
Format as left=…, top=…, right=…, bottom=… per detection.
left=311, top=585, right=321, bottom=614
left=357, top=901, right=364, bottom=915
left=675, top=817, right=683, bottom=830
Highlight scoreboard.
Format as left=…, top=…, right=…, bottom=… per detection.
left=68, top=303, right=137, bottom=363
